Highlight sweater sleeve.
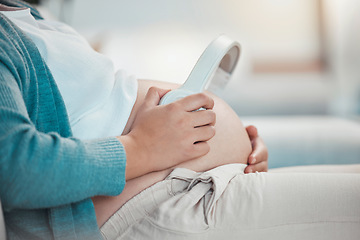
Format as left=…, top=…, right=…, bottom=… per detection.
left=0, top=63, right=127, bottom=211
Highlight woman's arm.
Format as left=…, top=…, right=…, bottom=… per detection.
left=0, top=62, right=127, bottom=210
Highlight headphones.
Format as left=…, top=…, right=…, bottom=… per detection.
left=159, top=35, right=241, bottom=106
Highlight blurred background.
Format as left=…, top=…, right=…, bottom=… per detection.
left=28, top=0, right=360, bottom=167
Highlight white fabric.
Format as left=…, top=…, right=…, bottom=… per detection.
left=1, top=8, right=138, bottom=139
left=101, top=164, right=360, bottom=240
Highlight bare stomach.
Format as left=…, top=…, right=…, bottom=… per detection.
left=92, top=79, right=252, bottom=227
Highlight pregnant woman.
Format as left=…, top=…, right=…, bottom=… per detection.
left=0, top=1, right=267, bottom=239
left=1, top=1, right=359, bottom=240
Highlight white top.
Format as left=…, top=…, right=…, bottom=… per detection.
left=1, top=8, right=138, bottom=139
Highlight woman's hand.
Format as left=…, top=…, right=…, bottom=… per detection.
left=244, top=125, right=268, bottom=173
left=119, top=87, right=216, bottom=180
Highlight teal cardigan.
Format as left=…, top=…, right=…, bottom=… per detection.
left=0, top=1, right=127, bottom=239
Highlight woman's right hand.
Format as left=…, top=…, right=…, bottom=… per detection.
left=118, top=87, right=216, bottom=180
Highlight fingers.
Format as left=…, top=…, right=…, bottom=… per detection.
left=191, top=141, right=211, bottom=159
left=144, top=87, right=171, bottom=106
left=191, top=109, right=216, bottom=127
left=192, top=125, right=216, bottom=143
left=181, top=127, right=214, bottom=161
left=245, top=125, right=269, bottom=173
left=246, top=125, right=258, bottom=140
left=178, top=93, right=215, bottom=112
left=245, top=160, right=268, bottom=173
left=248, top=136, right=268, bottom=165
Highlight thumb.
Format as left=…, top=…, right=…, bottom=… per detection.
left=144, top=87, right=171, bottom=106
left=246, top=125, right=258, bottom=141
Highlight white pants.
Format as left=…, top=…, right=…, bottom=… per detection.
left=100, top=164, right=360, bottom=240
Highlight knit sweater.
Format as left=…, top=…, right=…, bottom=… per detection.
left=0, top=1, right=127, bottom=239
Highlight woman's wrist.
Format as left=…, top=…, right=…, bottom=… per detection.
left=117, top=135, right=152, bottom=180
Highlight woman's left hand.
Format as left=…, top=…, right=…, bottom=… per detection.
left=245, top=125, right=268, bottom=173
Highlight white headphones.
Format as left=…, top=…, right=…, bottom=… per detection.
left=159, top=35, right=241, bottom=106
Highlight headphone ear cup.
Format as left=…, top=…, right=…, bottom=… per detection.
left=182, top=35, right=241, bottom=94
left=159, top=35, right=241, bottom=106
